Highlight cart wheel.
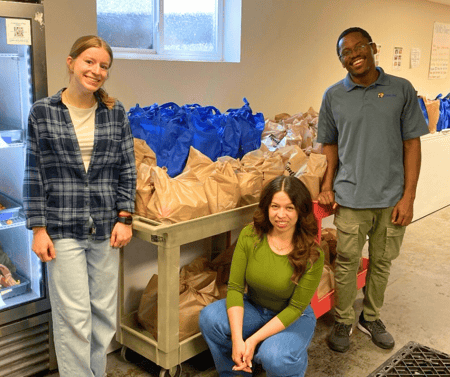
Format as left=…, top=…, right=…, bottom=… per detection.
left=120, top=346, right=129, bottom=362
left=159, top=364, right=182, bottom=377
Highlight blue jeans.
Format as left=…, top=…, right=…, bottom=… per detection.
left=48, top=235, right=119, bottom=377
left=199, top=298, right=316, bottom=377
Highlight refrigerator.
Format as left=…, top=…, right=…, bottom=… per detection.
left=0, top=1, right=56, bottom=376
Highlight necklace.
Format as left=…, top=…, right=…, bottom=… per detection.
left=268, top=235, right=293, bottom=253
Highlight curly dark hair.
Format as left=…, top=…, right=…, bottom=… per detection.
left=252, top=175, right=319, bottom=284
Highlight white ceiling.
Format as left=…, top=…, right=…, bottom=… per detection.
left=427, top=0, right=450, bottom=5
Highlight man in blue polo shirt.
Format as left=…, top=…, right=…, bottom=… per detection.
left=317, top=27, right=429, bottom=353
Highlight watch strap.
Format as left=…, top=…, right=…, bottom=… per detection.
left=116, top=216, right=133, bottom=225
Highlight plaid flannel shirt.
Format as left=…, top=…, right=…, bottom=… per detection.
left=23, top=89, right=136, bottom=241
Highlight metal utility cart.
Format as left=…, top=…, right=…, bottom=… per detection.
left=117, top=203, right=259, bottom=377
left=117, top=201, right=368, bottom=376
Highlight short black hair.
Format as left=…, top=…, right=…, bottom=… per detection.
left=336, top=27, right=373, bottom=56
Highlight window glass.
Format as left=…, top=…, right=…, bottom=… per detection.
left=163, top=0, right=217, bottom=52
left=97, top=0, right=154, bottom=50
left=96, top=0, right=240, bottom=61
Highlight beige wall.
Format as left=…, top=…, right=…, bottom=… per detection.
left=40, top=0, right=450, bottom=317
left=43, top=0, right=450, bottom=119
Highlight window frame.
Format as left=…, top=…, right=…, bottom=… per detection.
left=100, top=0, right=226, bottom=62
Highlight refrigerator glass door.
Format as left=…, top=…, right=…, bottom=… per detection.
left=0, top=14, right=47, bottom=319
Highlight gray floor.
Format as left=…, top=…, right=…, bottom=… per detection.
left=45, top=205, right=450, bottom=377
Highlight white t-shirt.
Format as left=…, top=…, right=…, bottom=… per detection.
left=65, top=102, right=98, bottom=172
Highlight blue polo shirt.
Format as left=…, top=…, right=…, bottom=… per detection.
left=317, top=68, right=429, bottom=208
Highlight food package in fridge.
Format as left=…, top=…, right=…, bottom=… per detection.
left=0, top=192, right=21, bottom=222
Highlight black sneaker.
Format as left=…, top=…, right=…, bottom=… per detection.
left=357, top=313, right=395, bottom=349
left=328, top=321, right=352, bottom=353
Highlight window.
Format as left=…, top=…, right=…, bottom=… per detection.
left=96, top=0, right=241, bottom=62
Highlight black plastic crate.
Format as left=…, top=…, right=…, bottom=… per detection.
left=368, top=341, right=450, bottom=377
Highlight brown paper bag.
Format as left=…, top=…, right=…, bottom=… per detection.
left=240, top=149, right=267, bottom=169
left=183, top=147, right=216, bottom=181
left=240, top=150, right=285, bottom=188
left=180, top=256, right=210, bottom=278
left=236, top=170, right=263, bottom=206
left=137, top=274, right=158, bottom=336
left=137, top=257, right=221, bottom=341
left=145, top=166, right=210, bottom=224
left=272, top=145, right=308, bottom=176
left=134, top=138, right=157, bottom=169
left=179, top=270, right=221, bottom=340
left=204, top=161, right=240, bottom=214
left=134, top=138, right=157, bottom=217
left=217, top=156, right=259, bottom=207
left=135, top=163, right=154, bottom=217
left=299, top=173, right=321, bottom=200
left=322, top=228, right=337, bottom=266
left=284, top=130, right=303, bottom=149
left=317, top=263, right=335, bottom=299
left=319, top=239, right=330, bottom=265
left=183, top=148, right=240, bottom=213
left=306, top=153, right=327, bottom=178
left=283, top=112, right=306, bottom=125
left=288, top=119, right=313, bottom=149
left=209, top=240, right=237, bottom=287
left=274, top=113, right=291, bottom=122
left=217, top=155, right=242, bottom=171
left=258, top=155, right=285, bottom=187
left=421, top=97, right=440, bottom=134
left=262, top=119, right=287, bottom=141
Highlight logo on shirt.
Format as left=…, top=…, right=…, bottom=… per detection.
left=378, top=92, right=397, bottom=98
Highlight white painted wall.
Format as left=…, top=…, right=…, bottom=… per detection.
left=44, top=0, right=450, bottom=119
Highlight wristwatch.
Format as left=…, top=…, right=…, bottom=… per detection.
left=116, top=215, right=133, bottom=225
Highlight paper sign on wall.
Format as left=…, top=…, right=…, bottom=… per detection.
left=5, top=18, right=31, bottom=45
left=428, top=22, right=450, bottom=79
left=393, top=47, right=403, bottom=70
left=411, top=48, right=421, bottom=68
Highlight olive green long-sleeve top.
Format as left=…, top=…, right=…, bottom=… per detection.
left=227, top=224, right=324, bottom=327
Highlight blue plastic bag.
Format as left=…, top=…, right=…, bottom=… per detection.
left=418, top=97, right=429, bottom=125
left=128, top=98, right=264, bottom=177
left=216, top=113, right=241, bottom=158
left=435, top=94, right=450, bottom=132
left=188, top=106, right=222, bottom=161
left=225, top=98, right=265, bottom=159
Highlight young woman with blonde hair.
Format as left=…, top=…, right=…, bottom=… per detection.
left=24, top=35, right=136, bottom=376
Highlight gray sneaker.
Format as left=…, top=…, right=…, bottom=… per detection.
left=328, top=321, right=353, bottom=353
left=357, top=312, right=395, bottom=349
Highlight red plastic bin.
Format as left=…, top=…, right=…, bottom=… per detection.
left=311, top=258, right=369, bottom=318
left=312, top=200, right=334, bottom=243
left=310, top=200, right=369, bottom=318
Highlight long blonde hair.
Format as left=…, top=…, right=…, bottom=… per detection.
left=68, top=35, right=116, bottom=109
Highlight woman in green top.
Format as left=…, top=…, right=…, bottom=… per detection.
left=199, top=176, right=324, bottom=377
